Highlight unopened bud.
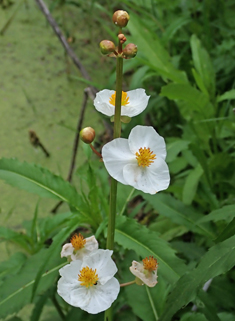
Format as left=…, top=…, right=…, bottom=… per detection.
left=123, top=43, right=138, bottom=58
left=99, top=40, right=116, bottom=55
left=118, top=33, right=127, bottom=44
left=112, top=10, right=130, bottom=28
left=80, top=127, right=96, bottom=144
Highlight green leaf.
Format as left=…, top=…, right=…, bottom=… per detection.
left=190, top=34, right=215, bottom=98
left=197, top=290, right=221, bottom=321
left=31, top=216, right=80, bottom=301
left=198, top=205, right=235, bottom=223
left=160, top=84, right=214, bottom=120
left=0, top=250, right=63, bottom=318
left=218, top=313, right=235, bottom=321
left=128, top=13, right=188, bottom=84
left=217, top=89, right=235, bottom=102
left=162, top=16, right=191, bottom=44
left=215, top=218, right=235, bottom=243
left=180, top=313, right=207, bottom=321
left=115, top=216, right=187, bottom=284
left=30, top=291, right=49, bottom=321
left=160, top=234, right=235, bottom=321
left=0, top=253, right=27, bottom=278
left=125, top=281, right=168, bottom=321
left=0, top=158, right=82, bottom=210
left=142, top=193, right=215, bottom=239
left=166, top=139, right=190, bottom=162
left=0, top=226, right=32, bottom=252
left=182, top=164, right=204, bottom=205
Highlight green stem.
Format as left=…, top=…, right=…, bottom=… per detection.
left=106, top=55, right=123, bottom=249
left=105, top=48, right=123, bottom=321
left=106, top=178, right=118, bottom=250
left=119, top=187, right=135, bottom=216
left=120, top=280, right=136, bottom=287
left=113, top=57, right=123, bottom=138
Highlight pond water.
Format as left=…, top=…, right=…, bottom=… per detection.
left=0, top=1, right=109, bottom=260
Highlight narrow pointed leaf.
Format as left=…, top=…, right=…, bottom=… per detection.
left=0, top=158, right=82, bottom=210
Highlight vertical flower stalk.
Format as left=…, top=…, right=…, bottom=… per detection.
left=105, top=10, right=130, bottom=321
left=106, top=54, right=123, bottom=251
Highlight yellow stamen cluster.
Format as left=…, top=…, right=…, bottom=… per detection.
left=70, top=233, right=86, bottom=250
left=109, top=91, right=130, bottom=106
left=142, top=256, right=158, bottom=272
left=135, top=147, right=156, bottom=167
left=78, top=267, right=99, bottom=288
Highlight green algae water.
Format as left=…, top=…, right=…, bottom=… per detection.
left=0, top=1, right=107, bottom=258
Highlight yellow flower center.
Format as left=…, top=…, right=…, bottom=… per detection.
left=135, top=147, right=156, bottom=167
left=142, top=256, right=158, bottom=272
left=70, top=233, right=86, bottom=251
left=78, top=266, right=99, bottom=288
left=109, top=91, right=130, bottom=106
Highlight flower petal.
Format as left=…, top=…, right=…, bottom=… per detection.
left=85, top=250, right=117, bottom=285
left=58, top=277, right=91, bottom=308
left=123, top=157, right=170, bottom=194
left=102, top=138, right=135, bottom=185
left=94, top=88, right=150, bottom=117
left=59, top=260, right=82, bottom=283
left=85, top=235, right=99, bottom=251
left=83, top=278, right=120, bottom=314
left=128, top=125, right=167, bottom=159
left=130, top=261, right=158, bottom=287
left=61, top=243, right=73, bottom=258
left=94, top=89, right=115, bottom=116
left=120, top=89, right=150, bottom=117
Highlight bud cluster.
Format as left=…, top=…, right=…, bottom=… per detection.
left=99, top=10, right=137, bottom=59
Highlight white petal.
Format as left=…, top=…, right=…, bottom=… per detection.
left=85, top=235, right=99, bottom=251
left=129, top=125, right=167, bottom=160
left=58, top=277, right=92, bottom=308
left=82, top=278, right=120, bottom=314
left=120, top=89, right=150, bottom=117
left=123, top=157, right=170, bottom=194
left=94, top=89, right=115, bottom=117
left=82, top=250, right=117, bottom=285
left=130, top=261, right=158, bottom=287
left=59, top=260, right=82, bottom=282
left=144, top=158, right=170, bottom=193
left=102, top=138, right=135, bottom=185
left=60, top=243, right=73, bottom=258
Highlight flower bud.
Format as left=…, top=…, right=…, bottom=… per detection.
left=123, top=43, right=138, bottom=58
left=80, top=127, right=96, bottom=144
left=99, top=40, right=116, bottom=55
left=112, top=10, right=130, bottom=28
left=118, top=33, right=127, bottom=44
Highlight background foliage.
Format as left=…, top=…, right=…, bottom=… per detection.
left=0, top=0, right=235, bottom=320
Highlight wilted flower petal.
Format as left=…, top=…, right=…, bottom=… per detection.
left=130, top=256, right=158, bottom=287
left=61, top=234, right=98, bottom=261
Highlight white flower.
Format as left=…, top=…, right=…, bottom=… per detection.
left=130, top=256, right=158, bottom=287
left=102, top=125, right=170, bottom=194
left=61, top=234, right=98, bottom=261
left=94, top=89, right=150, bottom=117
left=57, top=249, right=120, bottom=314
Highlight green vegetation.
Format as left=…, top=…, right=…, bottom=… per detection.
left=0, top=0, right=235, bottom=320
